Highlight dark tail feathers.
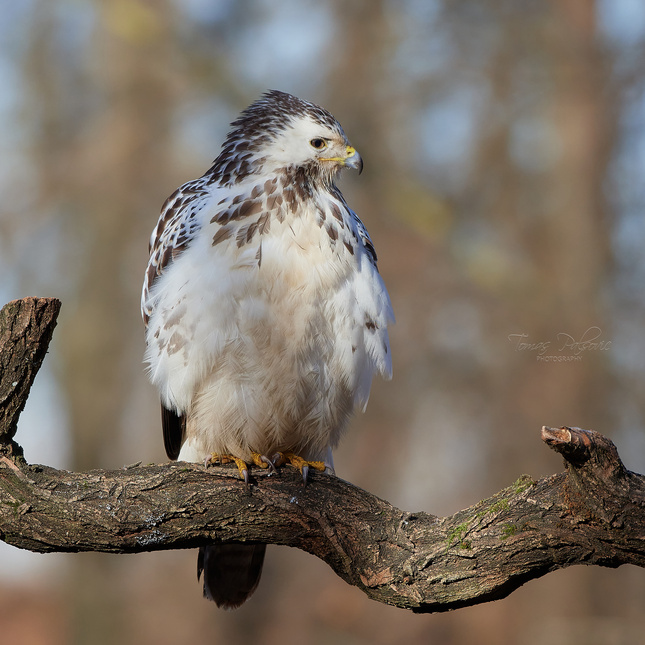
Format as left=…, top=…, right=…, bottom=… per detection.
left=198, top=543, right=266, bottom=609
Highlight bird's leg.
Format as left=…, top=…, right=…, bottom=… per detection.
left=271, top=451, right=326, bottom=484
left=205, top=452, right=276, bottom=483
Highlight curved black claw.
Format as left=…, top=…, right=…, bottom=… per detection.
left=270, top=452, right=285, bottom=472
left=260, top=454, right=277, bottom=474
left=270, top=451, right=326, bottom=486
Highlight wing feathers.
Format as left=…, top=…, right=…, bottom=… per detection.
left=161, top=403, right=185, bottom=460
left=141, top=180, right=210, bottom=329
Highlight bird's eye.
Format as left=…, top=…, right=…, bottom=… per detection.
left=310, top=138, right=327, bottom=150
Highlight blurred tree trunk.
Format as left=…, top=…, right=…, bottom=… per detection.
left=468, top=1, right=617, bottom=641
left=23, top=2, right=178, bottom=643
left=509, top=0, right=612, bottom=472
left=450, top=1, right=614, bottom=478
left=540, top=0, right=616, bottom=621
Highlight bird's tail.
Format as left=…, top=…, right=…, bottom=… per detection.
left=198, top=543, right=266, bottom=609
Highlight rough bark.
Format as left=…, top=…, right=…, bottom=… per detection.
left=0, top=298, right=643, bottom=613
left=0, top=297, right=61, bottom=459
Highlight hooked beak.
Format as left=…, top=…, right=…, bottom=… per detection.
left=343, top=146, right=363, bottom=174
left=321, top=145, right=364, bottom=175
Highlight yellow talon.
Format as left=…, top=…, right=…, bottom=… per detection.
left=250, top=452, right=272, bottom=469
left=205, top=450, right=324, bottom=484
left=206, top=452, right=250, bottom=482
left=232, top=456, right=249, bottom=481
left=275, top=451, right=326, bottom=484
left=281, top=451, right=326, bottom=472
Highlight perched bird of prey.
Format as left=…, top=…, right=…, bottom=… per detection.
left=141, top=90, right=393, bottom=608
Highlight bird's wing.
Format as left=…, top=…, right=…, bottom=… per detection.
left=352, top=210, right=379, bottom=268
left=142, top=178, right=211, bottom=459
left=329, top=198, right=394, bottom=406
left=141, top=178, right=211, bottom=329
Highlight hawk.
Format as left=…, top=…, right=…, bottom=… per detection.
left=141, top=90, right=393, bottom=608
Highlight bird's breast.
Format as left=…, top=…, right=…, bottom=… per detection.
left=207, top=191, right=356, bottom=298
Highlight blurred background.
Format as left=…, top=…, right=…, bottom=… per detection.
left=1, top=0, right=644, bottom=643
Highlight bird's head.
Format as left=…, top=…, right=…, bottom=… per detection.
left=212, top=90, right=363, bottom=186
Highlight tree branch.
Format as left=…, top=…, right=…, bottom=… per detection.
left=0, top=298, right=643, bottom=613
